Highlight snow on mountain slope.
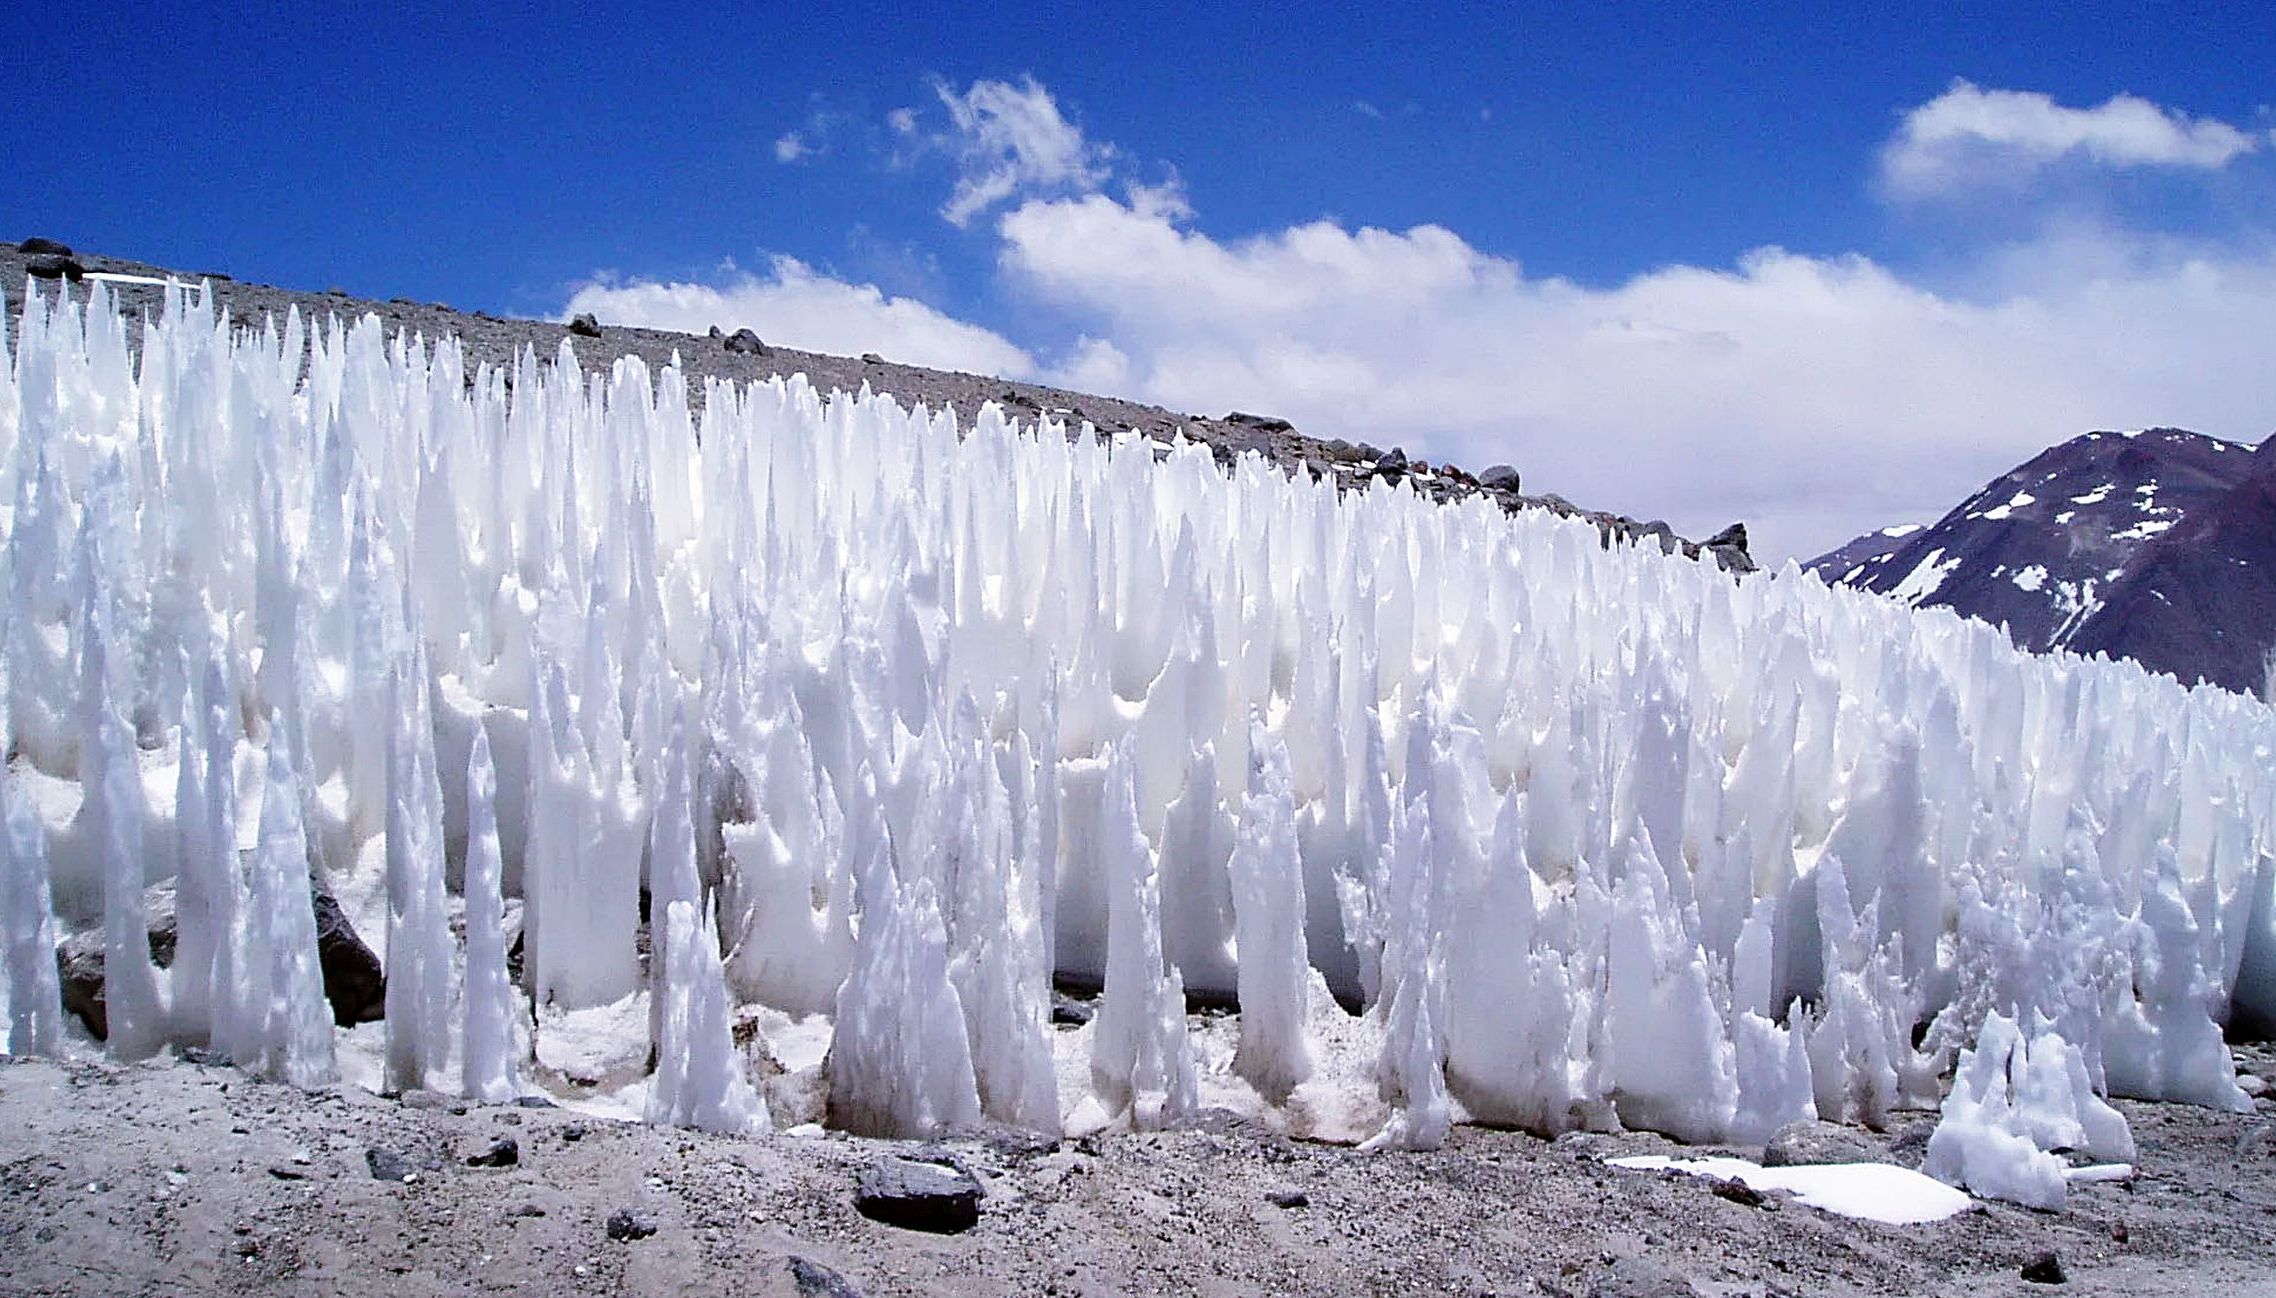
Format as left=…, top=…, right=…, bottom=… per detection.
left=2, top=282, right=2272, bottom=1166
left=1809, top=428, right=2276, bottom=693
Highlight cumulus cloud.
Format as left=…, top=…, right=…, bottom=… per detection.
left=1883, top=80, right=2266, bottom=196
left=773, top=132, right=811, bottom=164
left=1000, top=193, right=2276, bottom=559
left=563, top=257, right=1036, bottom=379
left=931, top=76, right=1115, bottom=227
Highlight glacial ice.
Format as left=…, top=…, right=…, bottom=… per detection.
left=2, top=279, right=2273, bottom=1167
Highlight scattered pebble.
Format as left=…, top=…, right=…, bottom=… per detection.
left=466, top=1137, right=519, bottom=1168
left=2021, top=1249, right=2066, bottom=1284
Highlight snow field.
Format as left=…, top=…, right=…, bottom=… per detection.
left=1, top=282, right=2272, bottom=1181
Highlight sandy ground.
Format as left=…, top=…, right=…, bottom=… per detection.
left=2, top=1043, right=2272, bottom=1298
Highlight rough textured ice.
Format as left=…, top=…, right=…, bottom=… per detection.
left=2, top=282, right=2271, bottom=1151
left=1924, top=1011, right=2133, bottom=1208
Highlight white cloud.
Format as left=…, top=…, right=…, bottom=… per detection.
left=1883, top=80, right=2264, bottom=196
left=931, top=76, right=1114, bottom=227
left=999, top=193, right=2276, bottom=559
left=886, top=106, right=918, bottom=136
left=773, top=132, right=810, bottom=164
left=1354, top=100, right=1384, bottom=121
left=563, top=257, right=1036, bottom=379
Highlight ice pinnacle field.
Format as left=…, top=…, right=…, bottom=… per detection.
left=2, top=280, right=2272, bottom=1217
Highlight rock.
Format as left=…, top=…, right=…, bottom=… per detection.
left=787, top=1256, right=864, bottom=1297
left=1265, top=1187, right=1309, bottom=1209
left=1761, top=1120, right=1887, bottom=1168
left=854, top=1156, right=983, bottom=1234
left=2021, top=1250, right=2066, bottom=1284
left=1224, top=411, right=1295, bottom=434
left=25, top=255, right=84, bottom=282
left=2238, top=1072, right=2268, bottom=1098
left=364, top=1148, right=419, bottom=1183
left=267, top=1166, right=307, bottom=1181
left=1050, top=989, right=1095, bottom=1027
left=566, top=312, right=602, bottom=337
left=18, top=237, right=73, bottom=257
left=466, top=1138, right=519, bottom=1168
left=1479, top=464, right=1522, bottom=492
left=860, top=352, right=883, bottom=365
left=708, top=324, right=724, bottom=339
left=1708, top=1177, right=1764, bottom=1207
left=311, top=886, right=387, bottom=1026
left=723, top=327, right=769, bottom=356
left=513, top=1094, right=557, bottom=1109
left=561, top=1123, right=589, bottom=1142
left=604, top=1208, right=658, bottom=1241
left=55, top=934, right=110, bottom=1039
left=1704, top=522, right=1749, bottom=553
left=1588, top=1257, right=1701, bottom=1298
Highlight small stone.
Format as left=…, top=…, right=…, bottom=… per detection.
left=267, top=1166, right=307, bottom=1181
left=2020, top=1250, right=2066, bottom=1284
left=605, top=1208, right=658, bottom=1241
left=513, top=1094, right=557, bottom=1109
left=1050, top=990, right=1095, bottom=1027
left=1708, top=1177, right=1764, bottom=1207
left=860, top=352, right=883, bottom=365
left=467, top=1137, right=519, bottom=1168
left=561, top=1123, right=588, bottom=1142
left=1265, top=1188, right=1309, bottom=1209
left=854, top=1156, right=983, bottom=1234
left=567, top=312, right=602, bottom=337
left=788, top=1255, right=864, bottom=1297
left=18, top=237, right=74, bottom=257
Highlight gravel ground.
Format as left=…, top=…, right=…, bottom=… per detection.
left=1, top=1045, right=2272, bottom=1298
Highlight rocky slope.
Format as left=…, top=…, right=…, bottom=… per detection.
left=1, top=238, right=1755, bottom=574
left=1809, top=427, right=2276, bottom=695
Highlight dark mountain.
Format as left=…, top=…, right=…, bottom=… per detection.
left=1808, top=428, right=2276, bottom=696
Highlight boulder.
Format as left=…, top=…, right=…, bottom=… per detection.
left=25, top=255, right=84, bottom=282
left=1224, top=411, right=1295, bottom=434
left=860, top=352, right=883, bottom=365
left=1761, top=1120, right=1888, bottom=1167
left=1479, top=464, right=1522, bottom=493
left=723, top=327, right=769, bottom=356
left=18, top=237, right=73, bottom=257
left=2021, top=1250, right=2066, bottom=1285
left=566, top=312, right=602, bottom=338
left=854, top=1156, right=983, bottom=1234
left=312, top=886, right=387, bottom=1025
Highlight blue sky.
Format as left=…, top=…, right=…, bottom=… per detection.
left=15, top=2, right=2276, bottom=556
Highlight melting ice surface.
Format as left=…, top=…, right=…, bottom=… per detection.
left=1, top=283, right=2273, bottom=1172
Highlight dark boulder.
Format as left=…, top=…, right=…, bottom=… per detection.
left=1704, top=522, right=1749, bottom=554
left=1224, top=411, right=1295, bottom=434
left=566, top=312, right=602, bottom=338
left=860, top=352, right=883, bottom=365
left=854, top=1156, right=983, bottom=1234
left=18, top=237, right=74, bottom=257
left=25, top=255, right=84, bottom=282
left=311, top=886, right=387, bottom=1026
left=2021, top=1250, right=2066, bottom=1284
left=1478, top=464, right=1522, bottom=493
left=723, top=328, right=769, bottom=356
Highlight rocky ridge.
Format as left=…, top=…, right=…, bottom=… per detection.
left=2, top=239, right=1755, bottom=575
